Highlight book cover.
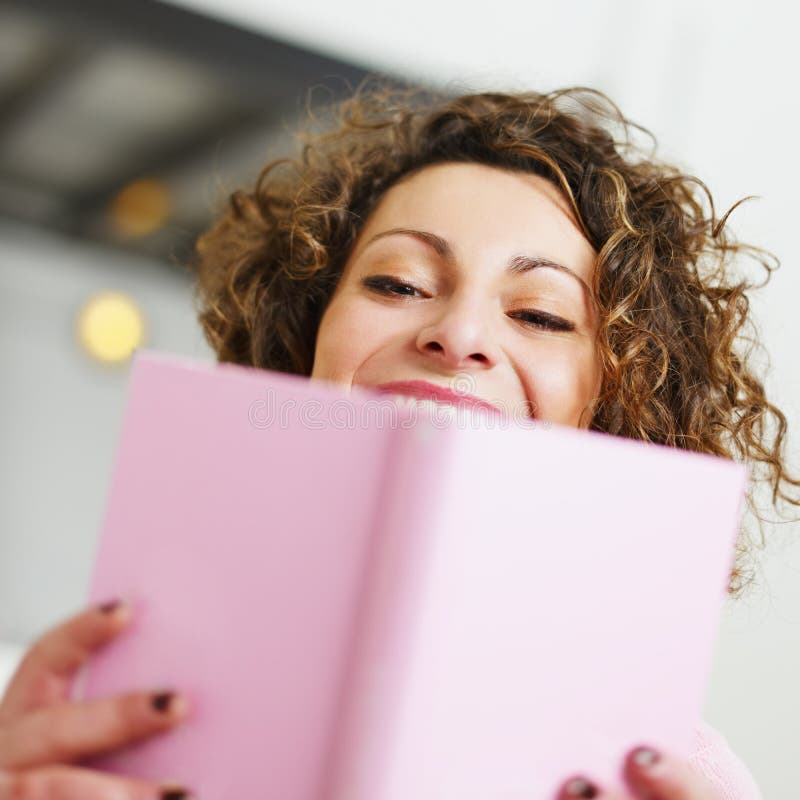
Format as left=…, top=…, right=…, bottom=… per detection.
left=77, top=349, right=747, bottom=799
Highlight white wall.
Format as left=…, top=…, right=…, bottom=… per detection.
left=0, top=221, right=214, bottom=640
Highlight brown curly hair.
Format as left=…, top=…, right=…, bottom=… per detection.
left=191, top=83, right=800, bottom=596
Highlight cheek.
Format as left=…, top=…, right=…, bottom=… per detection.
left=311, top=295, right=385, bottom=383
left=521, top=343, right=601, bottom=426
left=312, top=301, right=356, bottom=382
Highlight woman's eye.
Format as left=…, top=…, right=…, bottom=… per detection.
left=363, top=278, right=573, bottom=332
left=363, top=275, right=424, bottom=298
left=508, top=309, right=575, bottom=333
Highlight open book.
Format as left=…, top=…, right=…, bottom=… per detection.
left=77, top=349, right=746, bottom=799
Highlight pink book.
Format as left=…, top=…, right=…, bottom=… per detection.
left=76, top=349, right=747, bottom=799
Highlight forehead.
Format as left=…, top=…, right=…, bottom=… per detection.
left=350, top=162, right=596, bottom=285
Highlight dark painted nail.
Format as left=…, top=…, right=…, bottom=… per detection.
left=151, top=692, right=175, bottom=713
left=97, top=599, right=121, bottom=614
left=160, top=789, right=190, bottom=800
left=630, top=746, right=661, bottom=768
left=562, top=776, right=598, bottom=798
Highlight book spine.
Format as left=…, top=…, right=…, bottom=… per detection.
left=318, top=416, right=458, bottom=800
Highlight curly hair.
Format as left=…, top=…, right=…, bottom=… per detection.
left=191, top=83, right=800, bottom=596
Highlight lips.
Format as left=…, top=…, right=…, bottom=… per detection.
left=374, top=380, right=506, bottom=418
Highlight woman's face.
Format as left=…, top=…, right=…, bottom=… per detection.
left=311, top=162, right=602, bottom=426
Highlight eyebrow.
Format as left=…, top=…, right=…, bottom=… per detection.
left=362, top=227, right=593, bottom=296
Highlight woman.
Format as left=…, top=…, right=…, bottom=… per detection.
left=1, top=85, right=797, bottom=799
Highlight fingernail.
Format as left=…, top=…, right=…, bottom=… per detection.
left=97, top=599, right=133, bottom=622
left=152, top=692, right=176, bottom=713
left=630, top=746, right=661, bottom=768
left=160, top=787, right=191, bottom=800
left=151, top=691, right=188, bottom=720
left=97, top=599, right=122, bottom=614
left=562, top=776, right=599, bottom=798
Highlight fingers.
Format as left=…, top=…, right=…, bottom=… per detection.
left=0, top=765, right=191, bottom=800
left=0, top=690, right=188, bottom=770
left=0, top=601, right=132, bottom=720
left=622, top=746, right=715, bottom=800
left=554, top=746, right=716, bottom=800
left=554, top=775, right=629, bottom=799
left=555, top=775, right=603, bottom=798
left=0, top=604, right=192, bottom=796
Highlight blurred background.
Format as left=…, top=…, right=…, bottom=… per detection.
left=1, top=0, right=798, bottom=795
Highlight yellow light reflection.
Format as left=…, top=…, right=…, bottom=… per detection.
left=111, top=179, right=171, bottom=238
left=77, top=291, right=145, bottom=363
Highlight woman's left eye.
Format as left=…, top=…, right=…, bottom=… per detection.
left=508, top=309, right=575, bottom=332
left=363, top=275, right=425, bottom=298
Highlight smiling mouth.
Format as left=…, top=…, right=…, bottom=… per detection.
left=373, top=380, right=507, bottom=419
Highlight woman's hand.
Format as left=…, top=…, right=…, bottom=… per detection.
left=0, top=601, right=190, bottom=799
left=556, top=746, right=715, bottom=799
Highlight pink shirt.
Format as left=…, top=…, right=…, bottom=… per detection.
left=689, top=720, right=763, bottom=799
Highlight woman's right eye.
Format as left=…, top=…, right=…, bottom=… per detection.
left=363, top=275, right=425, bottom=298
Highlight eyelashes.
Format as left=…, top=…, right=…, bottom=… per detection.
left=506, top=309, right=575, bottom=333
left=362, top=275, right=575, bottom=333
left=363, top=275, right=424, bottom=298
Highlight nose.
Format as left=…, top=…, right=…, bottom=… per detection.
left=416, top=298, right=500, bottom=371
